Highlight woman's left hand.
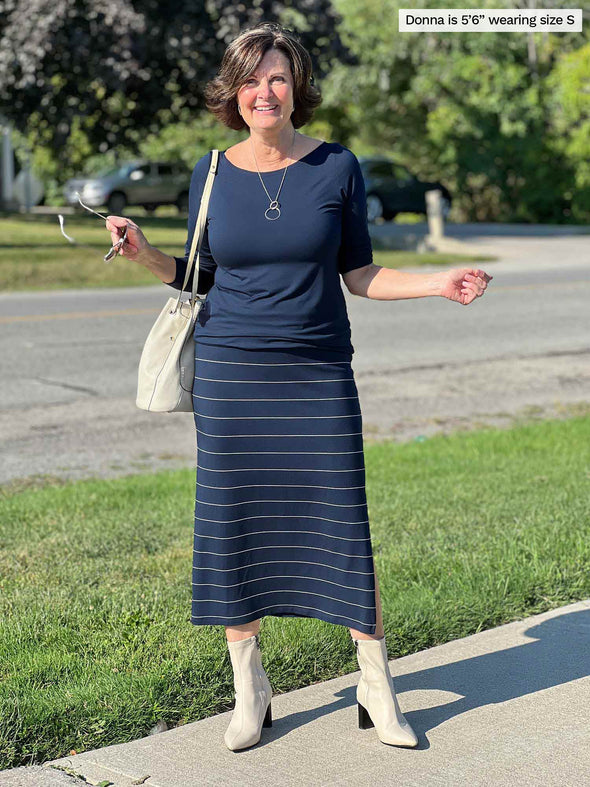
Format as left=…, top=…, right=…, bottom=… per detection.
left=439, top=267, right=493, bottom=305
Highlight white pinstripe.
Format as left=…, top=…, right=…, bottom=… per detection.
left=194, top=544, right=371, bottom=559
left=197, top=465, right=363, bottom=473
left=197, top=447, right=363, bottom=456
left=192, top=587, right=375, bottom=610
left=195, top=514, right=369, bottom=524
left=190, top=603, right=375, bottom=626
left=196, top=428, right=362, bottom=438
left=195, top=376, right=354, bottom=384
left=193, top=529, right=369, bottom=541
left=194, top=395, right=358, bottom=402
left=192, top=574, right=374, bottom=592
left=195, top=357, right=352, bottom=366
left=195, top=497, right=365, bottom=508
left=195, top=514, right=369, bottom=525
left=197, top=482, right=365, bottom=490
left=194, top=414, right=360, bottom=420
left=193, top=558, right=374, bottom=575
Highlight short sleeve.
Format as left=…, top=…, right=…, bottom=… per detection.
left=337, top=152, right=373, bottom=276
left=167, top=152, right=218, bottom=294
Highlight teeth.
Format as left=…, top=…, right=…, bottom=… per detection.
left=255, top=106, right=277, bottom=111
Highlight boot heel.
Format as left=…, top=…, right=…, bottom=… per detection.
left=354, top=637, right=418, bottom=748
left=263, top=701, right=272, bottom=728
left=358, top=701, right=374, bottom=730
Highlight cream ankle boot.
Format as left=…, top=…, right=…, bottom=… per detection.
left=354, top=636, right=418, bottom=748
left=224, top=634, right=272, bottom=751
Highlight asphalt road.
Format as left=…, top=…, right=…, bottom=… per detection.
left=1, top=225, right=589, bottom=486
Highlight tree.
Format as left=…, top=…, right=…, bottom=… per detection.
left=547, top=42, right=590, bottom=220
left=0, top=0, right=352, bottom=169
left=322, top=0, right=589, bottom=221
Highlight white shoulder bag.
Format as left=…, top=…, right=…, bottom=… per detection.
left=136, top=150, right=219, bottom=412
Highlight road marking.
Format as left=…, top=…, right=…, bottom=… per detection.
left=0, top=307, right=160, bottom=324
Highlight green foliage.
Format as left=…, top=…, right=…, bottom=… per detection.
left=1, top=1, right=350, bottom=176
left=11, top=112, right=105, bottom=205
left=137, top=114, right=245, bottom=170
left=6, top=0, right=590, bottom=221
left=546, top=43, right=590, bottom=220
left=323, top=0, right=589, bottom=222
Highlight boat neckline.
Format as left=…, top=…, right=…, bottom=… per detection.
left=221, top=141, right=328, bottom=173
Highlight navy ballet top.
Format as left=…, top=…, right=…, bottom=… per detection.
left=167, top=141, right=373, bottom=354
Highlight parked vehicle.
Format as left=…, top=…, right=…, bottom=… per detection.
left=358, top=156, right=452, bottom=223
left=63, top=160, right=192, bottom=214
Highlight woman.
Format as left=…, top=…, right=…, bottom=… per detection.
left=106, top=22, right=492, bottom=753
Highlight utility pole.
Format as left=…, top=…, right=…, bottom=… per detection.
left=0, top=116, right=15, bottom=211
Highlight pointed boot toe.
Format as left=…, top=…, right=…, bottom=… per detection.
left=354, top=636, right=418, bottom=749
left=357, top=698, right=418, bottom=747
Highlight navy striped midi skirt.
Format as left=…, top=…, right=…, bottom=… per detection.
left=190, top=341, right=377, bottom=635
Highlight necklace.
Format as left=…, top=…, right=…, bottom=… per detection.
left=250, top=130, right=297, bottom=221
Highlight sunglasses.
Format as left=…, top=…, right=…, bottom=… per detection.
left=58, top=192, right=129, bottom=262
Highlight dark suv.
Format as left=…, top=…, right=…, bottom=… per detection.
left=64, top=160, right=192, bottom=215
left=358, top=156, right=452, bottom=223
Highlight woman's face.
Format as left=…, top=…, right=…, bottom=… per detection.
left=236, top=48, right=295, bottom=134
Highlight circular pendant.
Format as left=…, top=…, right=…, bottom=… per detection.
left=265, top=200, right=281, bottom=221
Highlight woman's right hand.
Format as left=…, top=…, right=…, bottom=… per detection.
left=105, top=215, right=151, bottom=264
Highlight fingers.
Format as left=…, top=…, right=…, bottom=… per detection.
left=107, top=225, right=127, bottom=250
left=462, top=269, right=493, bottom=297
left=105, top=215, right=127, bottom=232
left=106, top=215, right=138, bottom=234
left=460, top=281, right=477, bottom=299
left=473, top=269, right=493, bottom=284
left=105, top=216, right=144, bottom=257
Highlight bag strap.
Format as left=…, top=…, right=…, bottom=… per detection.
left=175, top=149, right=219, bottom=309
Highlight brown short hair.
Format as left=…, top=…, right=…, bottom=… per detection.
left=204, top=23, right=322, bottom=131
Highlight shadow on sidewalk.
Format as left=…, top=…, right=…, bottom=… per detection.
left=239, top=609, right=590, bottom=753
left=324, top=609, right=590, bottom=751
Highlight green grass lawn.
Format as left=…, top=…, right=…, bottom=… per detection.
left=0, top=214, right=494, bottom=292
left=1, top=415, right=589, bottom=768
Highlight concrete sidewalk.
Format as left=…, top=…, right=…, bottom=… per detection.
left=3, top=599, right=590, bottom=787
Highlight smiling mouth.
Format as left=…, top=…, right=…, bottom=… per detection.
left=254, top=105, right=278, bottom=111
